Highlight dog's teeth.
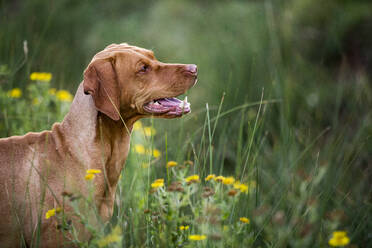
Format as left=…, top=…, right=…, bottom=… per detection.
left=179, top=101, right=184, bottom=108
left=154, top=102, right=160, bottom=105
left=184, top=96, right=188, bottom=103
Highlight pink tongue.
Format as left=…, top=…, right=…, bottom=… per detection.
left=157, top=98, right=181, bottom=107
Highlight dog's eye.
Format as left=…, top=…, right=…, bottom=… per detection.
left=139, top=64, right=150, bottom=73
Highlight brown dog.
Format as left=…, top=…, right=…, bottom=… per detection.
left=0, top=43, right=197, bottom=247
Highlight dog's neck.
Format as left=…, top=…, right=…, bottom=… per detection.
left=60, top=83, right=135, bottom=192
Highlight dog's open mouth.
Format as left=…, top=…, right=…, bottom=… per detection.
left=143, top=97, right=191, bottom=116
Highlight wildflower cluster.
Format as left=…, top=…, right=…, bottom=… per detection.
left=6, top=72, right=73, bottom=103
left=131, top=121, right=162, bottom=166
left=0, top=71, right=75, bottom=136
left=134, top=144, right=161, bottom=158
left=141, top=158, right=257, bottom=246
left=204, top=174, right=252, bottom=194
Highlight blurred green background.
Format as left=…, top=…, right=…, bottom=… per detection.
left=1, top=0, right=371, bottom=247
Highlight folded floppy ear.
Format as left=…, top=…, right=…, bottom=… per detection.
left=83, top=58, right=120, bottom=121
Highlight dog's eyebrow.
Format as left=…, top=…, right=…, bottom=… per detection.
left=134, top=48, right=155, bottom=59
left=142, top=50, right=155, bottom=60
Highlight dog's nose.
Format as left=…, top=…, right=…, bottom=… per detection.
left=184, top=64, right=198, bottom=76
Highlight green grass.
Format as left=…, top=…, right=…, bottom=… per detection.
left=0, top=79, right=370, bottom=247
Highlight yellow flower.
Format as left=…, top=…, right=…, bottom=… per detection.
left=214, top=175, right=225, bottom=182
left=151, top=178, right=164, bottom=189
left=8, top=88, right=22, bottom=98
left=48, top=88, right=56, bottom=95
left=97, top=226, right=122, bottom=248
left=233, top=181, right=241, bottom=188
left=85, top=173, right=95, bottom=180
left=85, top=169, right=101, bottom=180
left=189, top=234, right=206, bottom=241
left=133, top=121, right=142, bottom=131
left=205, top=174, right=215, bottom=181
left=56, top=90, right=73, bottom=102
left=185, top=175, right=200, bottom=183
left=144, top=126, right=156, bottom=136
left=234, top=181, right=249, bottom=193
left=239, top=217, right=250, bottom=224
left=239, top=183, right=249, bottom=193
left=86, top=169, right=102, bottom=174
left=56, top=207, right=62, bottom=213
left=166, top=161, right=178, bottom=168
left=180, top=225, right=189, bottom=231
left=32, top=98, right=40, bottom=105
left=328, top=231, right=350, bottom=247
left=153, top=149, right=161, bottom=158
left=30, top=72, right=52, bottom=82
left=45, top=208, right=56, bottom=219
left=222, top=177, right=235, bottom=185
left=134, top=144, right=145, bottom=154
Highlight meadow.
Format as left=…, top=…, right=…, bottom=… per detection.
left=1, top=0, right=371, bottom=247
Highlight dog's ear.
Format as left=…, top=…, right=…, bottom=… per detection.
left=83, top=58, right=120, bottom=121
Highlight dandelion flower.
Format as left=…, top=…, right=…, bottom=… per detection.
left=151, top=178, right=164, bottom=189
left=85, top=173, right=95, bottom=180
left=180, top=225, right=189, bottom=231
left=133, top=121, right=142, bottom=131
left=205, top=174, right=215, bottom=181
left=189, top=234, right=206, bottom=241
left=234, top=181, right=249, bottom=193
left=8, top=88, right=22, bottom=98
left=45, top=208, right=56, bottom=219
left=214, top=175, right=225, bottom=182
left=30, top=72, right=52, bottom=82
left=328, top=231, right=350, bottom=247
left=144, top=126, right=156, bottom=136
left=56, top=90, right=73, bottom=102
left=233, top=181, right=241, bottom=188
left=153, top=149, right=161, bottom=158
left=86, top=169, right=102, bottom=174
left=134, top=144, right=145, bottom=154
left=166, top=161, right=178, bottom=168
left=239, top=217, right=250, bottom=224
left=239, top=183, right=249, bottom=193
left=222, top=177, right=235, bottom=185
left=185, top=175, right=200, bottom=183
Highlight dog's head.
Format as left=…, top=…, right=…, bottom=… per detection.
left=83, top=43, right=197, bottom=121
